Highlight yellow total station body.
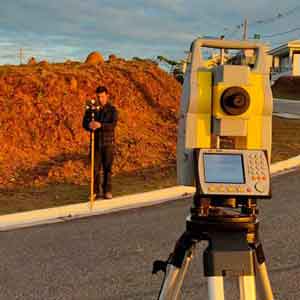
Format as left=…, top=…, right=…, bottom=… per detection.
left=177, top=39, right=273, bottom=186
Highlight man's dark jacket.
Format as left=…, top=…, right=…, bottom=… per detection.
left=82, top=102, right=118, bottom=147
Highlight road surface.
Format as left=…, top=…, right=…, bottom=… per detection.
left=0, top=169, right=300, bottom=299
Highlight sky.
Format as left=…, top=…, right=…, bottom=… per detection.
left=0, top=0, right=300, bottom=65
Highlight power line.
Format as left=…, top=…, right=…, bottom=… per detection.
left=224, top=23, right=244, bottom=38
left=225, top=26, right=244, bottom=40
left=249, top=5, right=300, bottom=26
left=265, top=35, right=300, bottom=50
left=224, top=4, right=300, bottom=38
left=262, top=26, right=300, bottom=39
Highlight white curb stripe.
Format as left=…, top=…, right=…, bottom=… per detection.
left=273, top=98, right=300, bottom=104
left=273, top=113, right=300, bottom=120
left=1, top=156, right=300, bottom=231
left=270, top=155, right=300, bottom=175
left=0, top=186, right=195, bottom=231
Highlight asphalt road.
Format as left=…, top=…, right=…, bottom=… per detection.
left=0, top=169, right=300, bottom=300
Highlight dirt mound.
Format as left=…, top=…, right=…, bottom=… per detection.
left=272, top=76, right=300, bottom=100
left=85, top=51, right=104, bottom=65
left=0, top=59, right=181, bottom=188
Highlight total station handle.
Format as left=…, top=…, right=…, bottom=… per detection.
left=190, top=38, right=269, bottom=73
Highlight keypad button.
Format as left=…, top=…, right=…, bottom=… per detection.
left=255, top=182, right=266, bottom=193
left=219, top=186, right=225, bottom=192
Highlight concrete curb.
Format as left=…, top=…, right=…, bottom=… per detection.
left=273, top=113, right=300, bottom=120
left=273, top=98, right=300, bottom=104
left=0, top=186, right=195, bottom=231
left=273, top=98, right=300, bottom=119
left=1, top=156, right=300, bottom=231
left=270, top=155, right=300, bottom=175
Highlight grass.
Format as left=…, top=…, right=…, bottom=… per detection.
left=272, top=116, right=300, bottom=162
left=0, top=116, right=300, bottom=215
left=0, top=166, right=177, bottom=215
left=272, top=92, right=300, bottom=101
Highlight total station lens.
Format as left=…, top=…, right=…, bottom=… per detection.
left=221, top=87, right=250, bottom=115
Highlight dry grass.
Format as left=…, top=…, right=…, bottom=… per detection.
left=0, top=165, right=176, bottom=215
left=272, top=92, right=300, bottom=101
left=272, top=116, right=300, bottom=162
left=272, top=76, right=300, bottom=100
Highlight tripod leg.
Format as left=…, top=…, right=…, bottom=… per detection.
left=171, top=246, right=194, bottom=299
left=254, top=244, right=274, bottom=300
left=155, top=232, right=197, bottom=300
left=239, top=275, right=256, bottom=300
left=158, top=265, right=180, bottom=300
left=158, top=247, right=194, bottom=300
left=208, top=277, right=225, bottom=300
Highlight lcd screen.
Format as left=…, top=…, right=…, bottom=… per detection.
left=203, top=154, right=245, bottom=184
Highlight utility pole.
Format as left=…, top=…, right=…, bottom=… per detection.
left=19, top=48, right=23, bottom=65
left=220, top=35, right=225, bottom=65
left=243, top=18, right=248, bottom=40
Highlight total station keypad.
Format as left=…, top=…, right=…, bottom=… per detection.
left=247, top=153, right=268, bottom=181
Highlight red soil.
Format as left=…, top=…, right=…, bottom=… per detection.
left=0, top=59, right=181, bottom=188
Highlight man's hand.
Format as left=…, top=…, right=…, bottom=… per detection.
left=89, top=121, right=101, bottom=130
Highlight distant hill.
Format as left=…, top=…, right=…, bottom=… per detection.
left=272, top=76, right=300, bottom=100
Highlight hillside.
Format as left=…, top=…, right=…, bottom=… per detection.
left=272, top=76, right=300, bottom=100
left=0, top=59, right=181, bottom=188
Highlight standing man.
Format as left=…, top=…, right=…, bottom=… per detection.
left=83, top=86, right=118, bottom=199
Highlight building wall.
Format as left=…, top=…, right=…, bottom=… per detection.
left=293, top=54, right=300, bottom=76
left=269, top=42, right=300, bottom=82
left=273, top=56, right=280, bottom=68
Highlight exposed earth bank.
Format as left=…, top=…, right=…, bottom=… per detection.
left=0, top=59, right=181, bottom=188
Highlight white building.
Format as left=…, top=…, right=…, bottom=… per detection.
left=269, top=40, right=300, bottom=81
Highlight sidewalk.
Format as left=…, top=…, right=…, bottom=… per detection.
left=273, top=98, right=300, bottom=119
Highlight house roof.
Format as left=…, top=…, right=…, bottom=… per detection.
left=269, top=40, right=300, bottom=56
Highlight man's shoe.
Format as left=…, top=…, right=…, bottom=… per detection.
left=95, top=193, right=102, bottom=200
left=104, top=192, right=113, bottom=199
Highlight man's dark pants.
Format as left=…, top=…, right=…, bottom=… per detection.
left=93, top=145, right=114, bottom=195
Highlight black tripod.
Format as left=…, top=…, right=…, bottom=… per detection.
left=153, top=195, right=274, bottom=300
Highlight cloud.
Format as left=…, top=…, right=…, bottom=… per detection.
left=0, top=0, right=299, bottom=64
